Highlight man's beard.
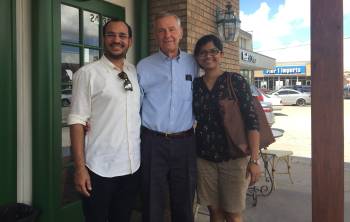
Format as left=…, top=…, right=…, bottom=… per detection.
left=104, top=43, right=128, bottom=59
left=105, top=50, right=127, bottom=60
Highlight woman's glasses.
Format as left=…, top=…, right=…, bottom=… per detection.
left=118, top=71, right=133, bottom=91
left=198, top=48, right=221, bottom=58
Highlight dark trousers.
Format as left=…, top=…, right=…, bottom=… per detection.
left=141, top=130, right=197, bottom=222
left=81, top=168, right=140, bottom=222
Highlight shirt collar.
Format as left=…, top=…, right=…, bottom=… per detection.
left=100, top=55, right=132, bottom=72
left=158, top=49, right=183, bottom=62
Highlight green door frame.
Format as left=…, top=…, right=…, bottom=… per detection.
left=0, top=0, right=17, bottom=205
left=31, top=0, right=150, bottom=221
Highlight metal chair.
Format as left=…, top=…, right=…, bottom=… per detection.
left=260, top=149, right=294, bottom=189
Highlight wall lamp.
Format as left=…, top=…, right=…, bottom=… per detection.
left=216, top=1, right=241, bottom=42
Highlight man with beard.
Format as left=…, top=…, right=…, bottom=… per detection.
left=68, top=19, right=141, bottom=222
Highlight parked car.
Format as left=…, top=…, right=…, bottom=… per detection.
left=250, top=85, right=283, bottom=110
left=61, top=89, right=72, bottom=107
left=250, top=85, right=275, bottom=126
left=280, top=85, right=311, bottom=93
left=258, top=87, right=272, bottom=94
left=269, top=88, right=311, bottom=106
left=344, top=86, right=350, bottom=99
left=293, top=85, right=311, bottom=93
left=260, top=101, right=275, bottom=126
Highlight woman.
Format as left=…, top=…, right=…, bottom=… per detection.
left=193, top=34, right=261, bottom=222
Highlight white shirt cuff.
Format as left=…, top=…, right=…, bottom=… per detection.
left=67, top=114, right=88, bottom=126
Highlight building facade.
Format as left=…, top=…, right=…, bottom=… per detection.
left=254, top=61, right=312, bottom=90
left=1, top=0, right=240, bottom=221
left=239, top=30, right=275, bottom=84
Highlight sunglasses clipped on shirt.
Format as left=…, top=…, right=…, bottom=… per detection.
left=118, top=71, right=133, bottom=91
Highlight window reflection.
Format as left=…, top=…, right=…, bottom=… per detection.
left=61, top=45, right=80, bottom=205
left=61, top=5, right=79, bottom=43
left=84, top=11, right=99, bottom=46
left=84, top=48, right=100, bottom=64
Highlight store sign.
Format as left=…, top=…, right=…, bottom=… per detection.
left=263, top=65, right=306, bottom=75
left=241, top=51, right=256, bottom=63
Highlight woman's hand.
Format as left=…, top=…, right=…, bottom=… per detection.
left=247, top=162, right=261, bottom=186
left=84, top=122, right=90, bottom=134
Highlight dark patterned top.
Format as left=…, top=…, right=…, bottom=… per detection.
left=193, top=72, right=259, bottom=162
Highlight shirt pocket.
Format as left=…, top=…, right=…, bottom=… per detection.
left=181, top=78, right=193, bottom=101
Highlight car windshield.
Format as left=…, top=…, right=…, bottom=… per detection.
left=257, top=88, right=271, bottom=98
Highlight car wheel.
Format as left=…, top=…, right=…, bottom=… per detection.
left=62, top=99, right=70, bottom=107
left=296, top=98, right=306, bottom=106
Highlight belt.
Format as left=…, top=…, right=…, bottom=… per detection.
left=141, top=126, right=194, bottom=139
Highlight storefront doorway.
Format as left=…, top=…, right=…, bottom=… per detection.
left=32, top=1, right=124, bottom=221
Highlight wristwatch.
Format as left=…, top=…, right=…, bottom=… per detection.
left=248, top=158, right=259, bottom=165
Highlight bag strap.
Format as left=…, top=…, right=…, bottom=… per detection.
left=226, top=72, right=238, bottom=101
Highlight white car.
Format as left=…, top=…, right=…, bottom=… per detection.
left=61, top=89, right=72, bottom=107
left=270, top=89, right=311, bottom=106
left=250, top=85, right=283, bottom=110
left=260, top=101, right=275, bottom=126
left=258, top=89, right=283, bottom=110
left=250, top=85, right=275, bottom=126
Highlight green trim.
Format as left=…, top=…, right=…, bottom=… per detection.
left=32, top=0, right=125, bottom=221
left=32, top=0, right=61, bottom=221
left=135, top=0, right=149, bottom=62
left=62, top=0, right=124, bottom=19
left=0, top=0, right=17, bottom=204
left=62, top=41, right=101, bottom=50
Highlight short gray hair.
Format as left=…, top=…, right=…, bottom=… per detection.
left=155, top=11, right=181, bottom=27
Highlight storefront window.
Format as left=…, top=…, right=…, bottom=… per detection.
left=61, top=5, right=79, bottom=43
left=60, top=3, right=108, bottom=205
left=84, top=11, right=100, bottom=47
left=84, top=48, right=100, bottom=64
left=61, top=45, right=80, bottom=205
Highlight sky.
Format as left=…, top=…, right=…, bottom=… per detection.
left=240, top=0, right=350, bottom=70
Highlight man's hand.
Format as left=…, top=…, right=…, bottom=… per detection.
left=247, top=163, right=261, bottom=186
left=74, top=167, right=92, bottom=197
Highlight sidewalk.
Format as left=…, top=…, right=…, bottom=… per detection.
left=195, top=156, right=350, bottom=222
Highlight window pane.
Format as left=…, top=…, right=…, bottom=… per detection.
left=61, top=4, right=79, bottom=43
left=61, top=45, right=80, bottom=205
left=84, top=11, right=99, bottom=46
left=84, top=48, right=100, bottom=64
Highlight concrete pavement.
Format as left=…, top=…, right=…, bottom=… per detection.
left=196, top=157, right=350, bottom=222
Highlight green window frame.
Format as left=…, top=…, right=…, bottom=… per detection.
left=32, top=1, right=124, bottom=221
left=0, top=0, right=16, bottom=205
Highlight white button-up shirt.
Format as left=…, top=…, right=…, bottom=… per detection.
left=68, top=55, right=141, bottom=177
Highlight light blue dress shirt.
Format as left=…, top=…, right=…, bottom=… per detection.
left=137, top=50, right=198, bottom=133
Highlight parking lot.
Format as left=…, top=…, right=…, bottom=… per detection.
left=268, top=99, right=350, bottom=162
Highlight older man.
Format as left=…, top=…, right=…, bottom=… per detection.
left=69, top=19, right=140, bottom=222
left=137, top=12, right=198, bottom=222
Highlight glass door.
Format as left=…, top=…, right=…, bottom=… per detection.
left=58, top=1, right=124, bottom=220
